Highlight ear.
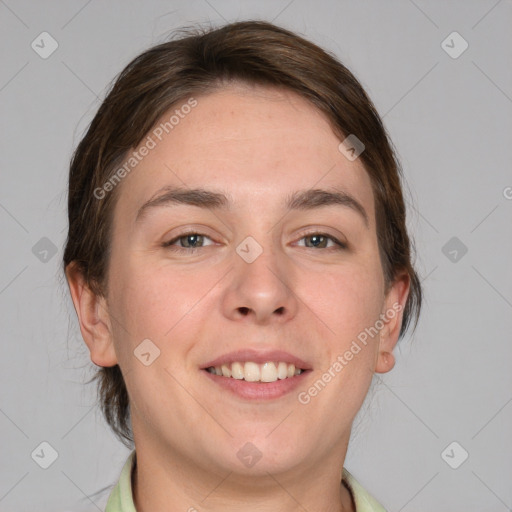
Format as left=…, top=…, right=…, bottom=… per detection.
left=374, top=271, right=410, bottom=374
left=65, top=262, right=118, bottom=367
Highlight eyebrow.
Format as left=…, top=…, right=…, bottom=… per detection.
left=135, top=186, right=369, bottom=228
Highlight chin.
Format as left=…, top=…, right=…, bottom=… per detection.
left=216, top=433, right=307, bottom=476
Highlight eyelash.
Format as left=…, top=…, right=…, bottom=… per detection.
left=162, top=231, right=347, bottom=253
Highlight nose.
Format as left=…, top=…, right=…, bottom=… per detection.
left=221, top=240, right=299, bottom=325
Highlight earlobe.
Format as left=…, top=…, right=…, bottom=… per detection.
left=375, top=350, right=396, bottom=373
left=374, top=272, right=410, bottom=374
left=65, top=263, right=118, bottom=367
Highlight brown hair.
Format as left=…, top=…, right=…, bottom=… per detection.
left=63, top=20, right=422, bottom=447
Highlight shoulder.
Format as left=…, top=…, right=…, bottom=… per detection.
left=342, top=467, right=388, bottom=512
left=105, top=450, right=137, bottom=512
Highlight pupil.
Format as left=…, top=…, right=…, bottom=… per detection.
left=309, top=235, right=325, bottom=248
left=186, top=234, right=201, bottom=247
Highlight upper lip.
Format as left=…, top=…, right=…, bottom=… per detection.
left=201, top=349, right=312, bottom=371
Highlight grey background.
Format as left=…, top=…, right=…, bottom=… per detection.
left=1, top=0, right=511, bottom=510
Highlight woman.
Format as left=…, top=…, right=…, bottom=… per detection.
left=63, top=20, right=422, bottom=512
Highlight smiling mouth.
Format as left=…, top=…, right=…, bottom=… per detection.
left=205, top=361, right=305, bottom=383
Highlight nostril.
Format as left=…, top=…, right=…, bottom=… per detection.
left=239, top=307, right=250, bottom=315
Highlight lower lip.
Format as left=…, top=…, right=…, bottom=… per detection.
left=202, top=369, right=311, bottom=400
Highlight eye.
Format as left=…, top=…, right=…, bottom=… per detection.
left=296, top=232, right=347, bottom=250
left=162, top=232, right=215, bottom=252
left=162, top=231, right=347, bottom=254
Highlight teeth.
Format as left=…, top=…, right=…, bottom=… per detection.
left=206, top=361, right=304, bottom=382
left=231, top=362, right=244, bottom=380
left=261, top=362, right=277, bottom=382
left=244, top=362, right=260, bottom=382
left=277, top=362, right=288, bottom=379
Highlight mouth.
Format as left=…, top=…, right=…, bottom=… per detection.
left=200, top=349, right=312, bottom=400
left=204, top=361, right=305, bottom=383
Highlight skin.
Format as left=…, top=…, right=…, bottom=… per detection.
left=66, top=83, right=409, bottom=512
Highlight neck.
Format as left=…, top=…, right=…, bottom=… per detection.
left=131, top=438, right=355, bottom=512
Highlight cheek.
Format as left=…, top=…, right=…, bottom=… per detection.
left=298, top=260, right=385, bottom=345
left=108, top=255, right=221, bottom=362
left=107, top=261, right=209, bottom=410
left=291, top=266, right=385, bottom=446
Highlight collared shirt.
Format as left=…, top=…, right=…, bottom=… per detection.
left=105, top=450, right=387, bottom=512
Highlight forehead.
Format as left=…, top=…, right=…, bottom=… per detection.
left=113, top=84, right=375, bottom=224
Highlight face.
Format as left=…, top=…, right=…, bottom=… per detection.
left=79, top=84, right=408, bottom=477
